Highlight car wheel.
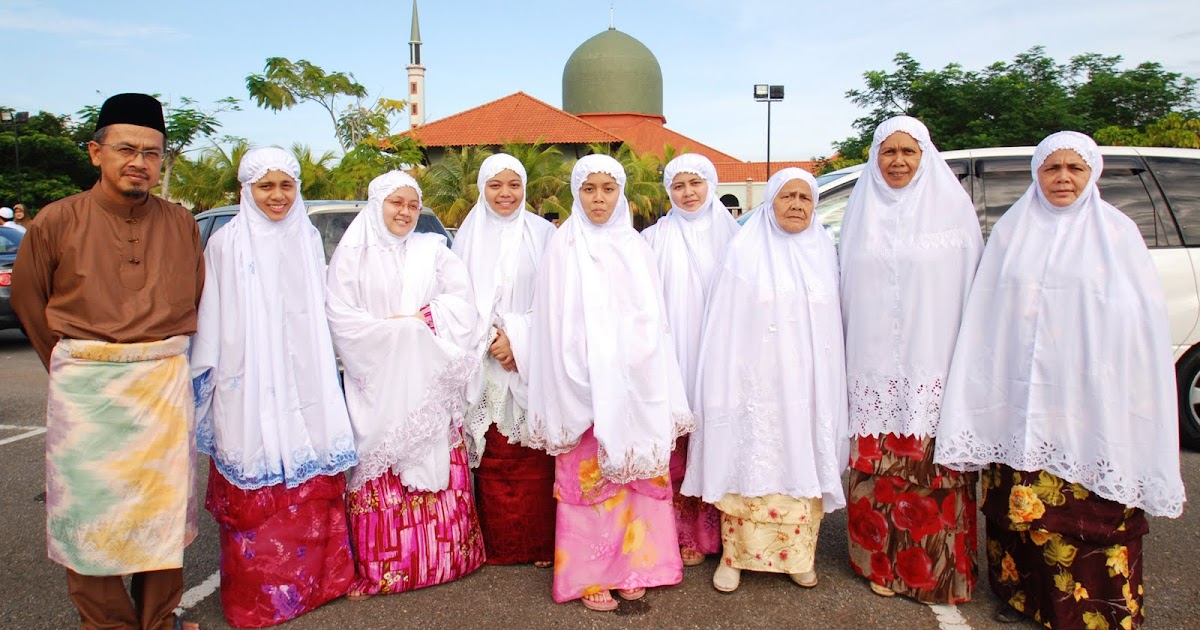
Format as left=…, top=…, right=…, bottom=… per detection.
left=1175, top=348, right=1200, bottom=450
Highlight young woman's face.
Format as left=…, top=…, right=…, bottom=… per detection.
left=1037, top=149, right=1092, bottom=207
left=578, top=172, right=621, bottom=225
left=383, top=186, right=421, bottom=237
left=669, top=172, right=708, bottom=212
left=250, top=170, right=298, bottom=221
left=772, top=178, right=814, bottom=234
left=484, top=169, right=524, bottom=217
left=876, top=131, right=923, bottom=189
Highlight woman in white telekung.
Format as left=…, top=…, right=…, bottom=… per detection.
left=681, top=168, right=849, bottom=593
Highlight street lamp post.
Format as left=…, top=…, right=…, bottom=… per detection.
left=0, top=110, right=29, bottom=205
left=753, top=84, right=784, bottom=180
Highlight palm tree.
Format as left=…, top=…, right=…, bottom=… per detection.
left=290, top=143, right=340, bottom=199
left=587, top=142, right=666, bottom=223
left=421, top=146, right=492, bottom=227
left=500, top=140, right=572, bottom=219
left=170, top=139, right=249, bottom=211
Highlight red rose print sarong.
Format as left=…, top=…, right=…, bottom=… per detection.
left=847, top=434, right=977, bottom=604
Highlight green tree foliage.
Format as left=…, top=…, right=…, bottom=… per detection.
left=247, top=57, right=411, bottom=154
left=500, top=140, right=573, bottom=218
left=290, top=143, right=339, bottom=199
left=420, top=146, right=492, bottom=227
left=831, top=47, right=1199, bottom=164
left=1096, top=113, right=1200, bottom=149
left=0, top=109, right=95, bottom=211
left=170, top=140, right=250, bottom=211
left=587, top=142, right=668, bottom=222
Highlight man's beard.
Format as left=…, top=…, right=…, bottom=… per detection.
left=120, top=187, right=149, bottom=201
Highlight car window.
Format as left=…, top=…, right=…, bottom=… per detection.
left=0, top=230, right=20, bottom=254
left=977, top=158, right=1030, bottom=236
left=1145, top=156, right=1200, bottom=246
left=417, top=213, right=450, bottom=246
left=208, top=214, right=234, bottom=247
left=309, top=211, right=358, bottom=263
left=1098, top=156, right=1180, bottom=248
left=196, top=217, right=213, bottom=249
left=814, top=179, right=857, bottom=243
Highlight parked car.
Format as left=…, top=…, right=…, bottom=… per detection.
left=807, top=146, right=1200, bottom=448
left=0, top=226, right=24, bottom=331
left=194, top=200, right=453, bottom=257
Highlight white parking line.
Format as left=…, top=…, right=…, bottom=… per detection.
left=0, top=427, right=46, bottom=446
left=174, top=571, right=220, bottom=615
left=0, top=424, right=43, bottom=429
left=929, top=603, right=972, bottom=630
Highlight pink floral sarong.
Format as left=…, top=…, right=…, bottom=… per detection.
left=346, top=442, right=484, bottom=595
left=669, top=436, right=721, bottom=555
left=551, top=429, right=683, bottom=602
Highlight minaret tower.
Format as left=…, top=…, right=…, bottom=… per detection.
left=406, top=0, right=426, bottom=128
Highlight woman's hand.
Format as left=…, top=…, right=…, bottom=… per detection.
left=489, top=327, right=518, bottom=372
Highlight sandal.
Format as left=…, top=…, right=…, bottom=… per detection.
left=533, top=560, right=553, bottom=568
left=789, top=571, right=818, bottom=588
left=680, top=547, right=706, bottom=567
left=616, top=587, right=645, bottom=600
left=712, top=564, right=741, bottom=592
left=346, top=589, right=373, bottom=602
left=581, top=590, right=618, bottom=612
left=869, top=582, right=895, bottom=597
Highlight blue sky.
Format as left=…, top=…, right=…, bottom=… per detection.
left=4, top=0, right=1199, bottom=162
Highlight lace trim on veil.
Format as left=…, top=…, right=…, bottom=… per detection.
left=936, top=429, right=1185, bottom=518
left=348, top=348, right=482, bottom=492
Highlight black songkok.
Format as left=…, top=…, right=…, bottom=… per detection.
left=543, top=212, right=560, bottom=220
left=96, top=93, right=167, bottom=135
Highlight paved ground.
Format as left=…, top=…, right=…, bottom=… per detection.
left=1, top=329, right=1197, bottom=629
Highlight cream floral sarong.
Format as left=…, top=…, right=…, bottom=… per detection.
left=45, top=336, right=197, bottom=575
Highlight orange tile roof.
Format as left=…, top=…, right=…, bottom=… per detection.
left=404, top=91, right=622, bottom=146
left=579, top=114, right=742, bottom=164
left=712, top=161, right=820, bottom=182
left=404, top=91, right=819, bottom=183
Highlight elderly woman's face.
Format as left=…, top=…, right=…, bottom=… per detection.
left=250, top=170, right=298, bottom=222
left=669, top=172, right=708, bottom=212
left=383, top=186, right=421, bottom=237
left=877, top=131, right=923, bottom=189
left=485, top=169, right=524, bottom=217
left=1037, top=149, right=1092, bottom=207
left=772, top=178, right=814, bottom=234
left=578, top=172, right=621, bottom=225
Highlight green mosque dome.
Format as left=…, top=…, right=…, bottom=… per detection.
left=562, top=27, right=663, bottom=116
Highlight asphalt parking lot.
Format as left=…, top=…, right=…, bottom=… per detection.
left=1, top=329, right=1196, bottom=629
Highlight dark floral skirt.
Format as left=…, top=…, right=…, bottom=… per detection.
left=983, top=464, right=1147, bottom=629
left=847, top=434, right=978, bottom=604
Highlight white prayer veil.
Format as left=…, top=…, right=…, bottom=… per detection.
left=839, top=116, right=983, bottom=440
left=681, top=168, right=849, bottom=511
left=642, top=153, right=740, bottom=406
left=452, top=153, right=556, bottom=465
left=526, top=154, right=694, bottom=483
left=192, top=146, right=357, bottom=489
left=326, top=170, right=482, bottom=492
left=934, top=131, right=1185, bottom=517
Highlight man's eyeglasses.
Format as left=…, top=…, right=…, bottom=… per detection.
left=98, top=143, right=164, bottom=162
